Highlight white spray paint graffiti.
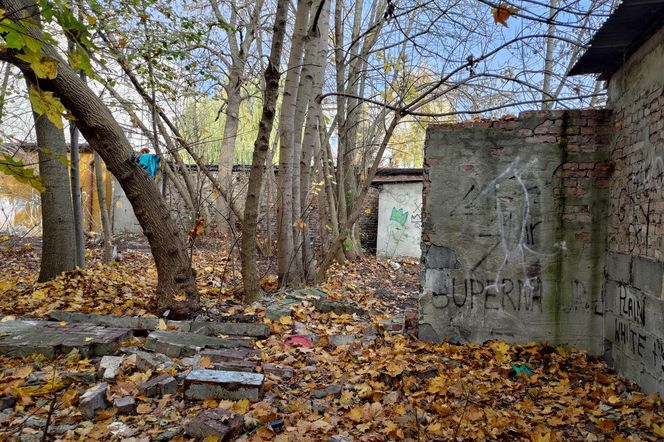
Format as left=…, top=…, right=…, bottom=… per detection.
left=478, top=157, right=559, bottom=299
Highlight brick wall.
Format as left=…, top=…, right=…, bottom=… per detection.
left=602, top=25, right=664, bottom=397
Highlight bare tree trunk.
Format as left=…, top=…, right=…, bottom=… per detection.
left=1, top=0, right=200, bottom=318
left=298, top=0, right=330, bottom=281
left=241, top=0, right=289, bottom=302
left=276, top=0, right=311, bottom=287
left=93, top=152, right=113, bottom=263
left=210, top=0, right=262, bottom=234
left=541, top=0, right=558, bottom=109
left=27, top=79, right=76, bottom=281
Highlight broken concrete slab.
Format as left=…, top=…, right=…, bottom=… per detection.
left=328, top=334, right=357, bottom=347
left=49, top=311, right=190, bottom=332
left=263, top=364, right=294, bottom=379
left=80, top=383, right=108, bottom=419
left=0, top=320, right=130, bottom=358
left=98, top=355, right=124, bottom=381
left=315, top=300, right=367, bottom=316
left=212, top=360, right=257, bottom=373
left=184, top=369, right=264, bottom=401
left=285, top=288, right=327, bottom=302
left=184, top=408, right=244, bottom=441
left=50, top=311, right=270, bottom=338
left=189, top=321, right=270, bottom=338
left=138, top=374, right=178, bottom=397
left=114, top=396, right=136, bottom=415
left=145, top=330, right=255, bottom=358
left=200, top=348, right=261, bottom=363
left=123, top=348, right=176, bottom=372
left=265, top=300, right=298, bottom=320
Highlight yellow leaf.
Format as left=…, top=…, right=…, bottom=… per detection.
left=84, top=337, right=93, bottom=342
left=58, top=321, right=67, bottom=327
left=28, top=85, right=66, bottom=129
left=202, top=436, right=219, bottom=442
left=652, top=423, right=664, bottom=437
left=32, top=289, right=47, bottom=300
left=232, top=399, right=250, bottom=414
left=157, top=319, right=168, bottom=330
left=20, top=377, right=66, bottom=396
left=348, top=406, right=364, bottom=423
left=136, top=403, right=152, bottom=414
left=203, top=399, right=218, bottom=408
left=16, top=48, right=58, bottom=79
left=15, top=366, right=33, bottom=379
left=279, top=316, right=293, bottom=326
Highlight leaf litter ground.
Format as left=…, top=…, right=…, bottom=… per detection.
left=0, top=240, right=663, bottom=441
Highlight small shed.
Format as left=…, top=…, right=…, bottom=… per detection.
left=359, top=168, right=423, bottom=258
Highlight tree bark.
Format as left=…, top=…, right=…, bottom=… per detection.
left=276, top=0, right=311, bottom=287
left=298, top=0, right=330, bottom=281
left=1, top=0, right=200, bottom=318
left=27, top=79, right=77, bottom=282
left=240, top=0, right=289, bottom=302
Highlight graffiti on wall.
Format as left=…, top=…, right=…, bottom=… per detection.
left=612, top=284, right=664, bottom=375
left=377, top=183, right=422, bottom=258
left=616, top=155, right=664, bottom=253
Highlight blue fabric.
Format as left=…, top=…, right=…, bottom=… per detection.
left=138, top=153, right=160, bottom=177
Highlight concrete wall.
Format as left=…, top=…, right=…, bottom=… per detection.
left=376, top=182, right=422, bottom=258
left=603, top=26, right=664, bottom=397
left=111, top=177, right=142, bottom=234
left=420, top=110, right=612, bottom=355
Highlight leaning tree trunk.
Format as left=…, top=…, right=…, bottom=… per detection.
left=27, top=80, right=77, bottom=282
left=240, top=0, right=289, bottom=302
left=1, top=0, right=200, bottom=318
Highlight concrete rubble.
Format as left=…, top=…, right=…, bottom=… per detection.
left=145, top=330, right=254, bottom=358
left=184, top=369, right=265, bottom=401
left=138, top=374, right=178, bottom=397
left=79, top=383, right=108, bottom=419
left=114, top=396, right=136, bottom=415
left=0, top=320, right=130, bottom=358
left=98, top=355, right=124, bottom=381
left=184, top=408, right=244, bottom=441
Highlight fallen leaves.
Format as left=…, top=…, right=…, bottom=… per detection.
left=1, top=244, right=664, bottom=441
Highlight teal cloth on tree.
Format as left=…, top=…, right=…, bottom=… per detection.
left=138, top=153, right=160, bottom=177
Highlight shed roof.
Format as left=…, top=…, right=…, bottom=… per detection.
left=569, top=0, right=664, bottom=79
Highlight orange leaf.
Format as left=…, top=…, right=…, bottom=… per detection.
left=492, top=3, right=519, bottom=27
left=199, top=356, right=213, bottom=369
